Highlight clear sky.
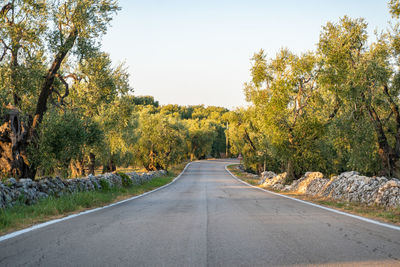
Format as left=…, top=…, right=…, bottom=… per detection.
left=101, top=0, right=393, bottom=109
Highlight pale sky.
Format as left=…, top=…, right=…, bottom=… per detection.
left=101, top=0, right=393, bottom=109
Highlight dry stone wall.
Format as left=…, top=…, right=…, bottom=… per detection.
left=0, top=170, right=167, bottom=209
left=258, top=170, right=400, bottom=208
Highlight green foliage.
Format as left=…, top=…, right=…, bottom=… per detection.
left=132, top=96, right=159, bottom=107
left=29, top=110, right=103, bottom=178
left=95, top=95, right=139, bottom=170
left=242, top=48, right=326, bottom=178
left=389, top=0, right=400, bottom=18
left=232, top=2, right=400, bottom=179
left=135, top=111, right=187, bottom=170
left=317, top=15, right=400, bottom=177
left=0, top=0, right=122, bottom=178
left=99, top=178, right=111, bottom=191
left=0, top=0, right=120, bottom=110
left=70, top=52, right=131, bottom=116
left=210, top=123, right=227, bottom=158
left=10, top=0, right=400, bottom=182
left=117, top=172, right=133, bottom=188
left=185, top=119, right=217, bottom=160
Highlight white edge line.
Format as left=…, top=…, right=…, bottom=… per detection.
left=0, top=162, right=192, bottom=243
left=225, top=165, right=400, bottom=232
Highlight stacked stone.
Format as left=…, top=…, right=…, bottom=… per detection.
left=127, top=170, right=167, bottom=184
left=261, top=172, right=288, bottom=191
left=259, top=171, right=277, bottom=185
left=0, top=170, right=167, bottom=209
left=255, top=169, right=400, bottom=208
left=284, top=172, right=328, bottom=195
left=320, top=171, right=400, bottom=207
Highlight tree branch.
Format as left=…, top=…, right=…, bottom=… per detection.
left=244, top=129, right=257, bottom=151
left=0, top=47, right=7, bottom=61
left=49, top=93, right=66, bottom=111
left=64, top=73, right=80, bottom=81
left=361, top=92, right=393, bottom=160
left=30, top=27, right=78, bottom=135
left=0, top=3, right=12, bottom=21
left=383, top=110, right=394, bottom=124
left=328, top=98, right=342, bottom=120
left=0, top=39, right=10, bottom=50
left=0, top=38, right=11, bottom=62
left=55, top=73, right=70, bottom=103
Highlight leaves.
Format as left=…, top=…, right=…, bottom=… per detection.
left=233, top=3, right=400, bottom=178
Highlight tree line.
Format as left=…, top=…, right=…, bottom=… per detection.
left=227, top=1, right=400, bottom=181
left=30, top=98, right=229, bottom=178
left=3, top=0, right=400, bottom=182
left=0, top=0, right=229, bottom=179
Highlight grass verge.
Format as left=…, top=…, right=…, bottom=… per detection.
left=227, top=164, right=260, bottom=186
left=0, top=162, right=188, bottom=236
left=227, top=164, right=400, bottom=225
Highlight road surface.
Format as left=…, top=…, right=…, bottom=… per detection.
left=0, top=159, right=399, bottom=266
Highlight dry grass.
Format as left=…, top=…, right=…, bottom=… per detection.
left=227, top=164, right=260, bottom=185
left=93, top=166, right=146, bottom=176
left=283, top=193, right=400, bottom=225
left=227, top=164, right=400, bottom=225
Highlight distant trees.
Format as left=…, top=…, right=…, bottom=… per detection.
left=133, top=105, right=229, bottom=170
left=134, top=111, right=187, bottom=171
left=224, top=108, right=271, bottom=173
left=185, top=119, right=217, bottom=161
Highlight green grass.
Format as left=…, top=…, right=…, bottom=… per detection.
left=227, top=164, right=400, bottom=225
left=0, top=162, right=187, bottom=235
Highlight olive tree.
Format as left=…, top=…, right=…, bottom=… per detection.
left=0, top=0, right=119, bottom=179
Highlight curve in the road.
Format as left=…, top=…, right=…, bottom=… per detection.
left=0, top=159, right=399, bottom=266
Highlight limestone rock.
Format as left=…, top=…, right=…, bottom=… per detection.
left=286, top=172, right=328, bottom=195
left=259, top=171, right=277, bottom=184
left=245, top=167, right=400, bottom=208
left=375, top=179, right=400, bottom=207
left=261, top=172, right=287, bottom=188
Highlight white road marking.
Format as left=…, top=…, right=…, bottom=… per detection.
left=0, top=163, right=192, bottom=242
left=225, top=165, right=400, bottom=232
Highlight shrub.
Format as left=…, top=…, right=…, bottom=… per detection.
left=99, top=178, right=111, bottom=191
left=117, top=172, right=133, bottom=188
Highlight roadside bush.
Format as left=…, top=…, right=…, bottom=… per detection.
left=99, top=178, right=111, bottom=191
left=117, top=172, right=133, bottom=187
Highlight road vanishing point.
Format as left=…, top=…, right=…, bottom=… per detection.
left=0, top=159, right=399, bottom=266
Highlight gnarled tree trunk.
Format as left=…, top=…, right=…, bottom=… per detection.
left=363, top=92, right=400, bottom=178
left=70, top=158, right=86, bottom=178
left=0, top=28, right=78, bottom=180
left=88, top=152, right=96, bottom=175
left=102, top=159, right=116, bottom=173
left=0, top=105, right=35, bottom=178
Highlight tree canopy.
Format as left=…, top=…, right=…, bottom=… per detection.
left=231, top=2, right=400, bottom=180
left=2, top=0, right=400, bottom=182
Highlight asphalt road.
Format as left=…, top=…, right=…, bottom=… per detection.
left=0, top=159, right=400, bottom=266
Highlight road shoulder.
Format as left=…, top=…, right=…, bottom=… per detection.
left=225, top=164, right=400, bottom=231
left=0, top=162, right=191, bottom=241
